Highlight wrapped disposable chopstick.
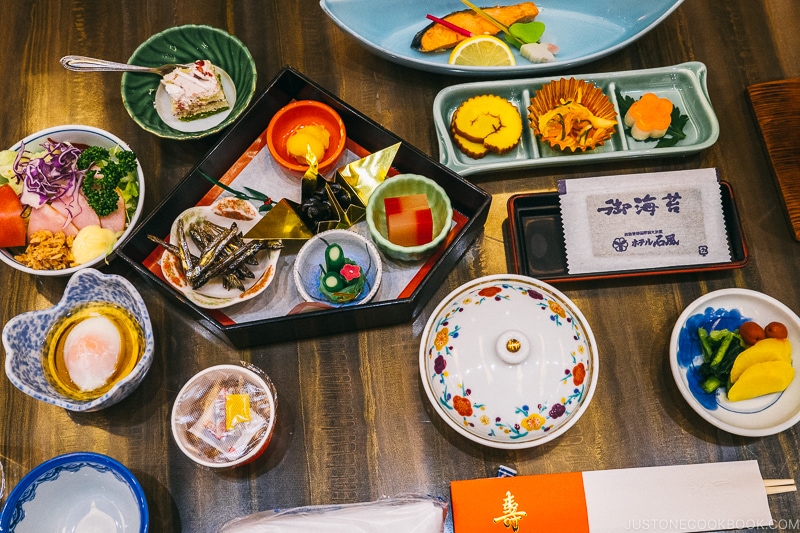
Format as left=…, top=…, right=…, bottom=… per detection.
left=451, top=461, right=775, bottom=533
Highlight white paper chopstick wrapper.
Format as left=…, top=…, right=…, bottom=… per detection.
left=220, top=494, right=447, bottom=533
left=583, top=461, right=772, bottom=533
left=559, top=168, right=731, bottom=274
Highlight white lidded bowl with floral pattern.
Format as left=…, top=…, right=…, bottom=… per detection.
left=419, top=274, right=598, bottom=449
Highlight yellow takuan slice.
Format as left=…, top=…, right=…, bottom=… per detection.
left=727, top=360, right=795, bottom=402
left=729, top=338, right=792, bottom=384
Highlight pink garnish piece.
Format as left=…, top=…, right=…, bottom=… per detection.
left=340, top=263, right=361, bottom=282
left=426, top=14, right=473, bottom=37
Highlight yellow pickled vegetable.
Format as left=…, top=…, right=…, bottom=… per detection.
left=727, top=360, right=795, bottom=402
left=729, top=338, right=792, bottom=384
left=286, top=123, right=330, bottom=164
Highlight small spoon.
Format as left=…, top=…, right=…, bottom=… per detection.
left=60, top=55, right=192, bottom=75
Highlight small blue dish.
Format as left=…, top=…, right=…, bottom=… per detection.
left=0, top=452, right=148, bottom=532
left=293, top=229, right=382, bottom=308
left=2, top=268, right=154, bottom=412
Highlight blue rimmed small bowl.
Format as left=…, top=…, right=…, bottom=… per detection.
left=0, top=452, right=148, bottom=531
left=2, top=268, right=154, bottom=412
left=0, top=124, right=145, bottom=277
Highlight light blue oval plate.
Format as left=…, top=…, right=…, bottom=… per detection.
left=434, top=62, right=718, bottom=176
left=320, top=0, right=683, bottom=76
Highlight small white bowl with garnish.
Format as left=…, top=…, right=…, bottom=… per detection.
left=0, top=125, right=145, bottom=277
left=293, top=229, right=383, bottom=308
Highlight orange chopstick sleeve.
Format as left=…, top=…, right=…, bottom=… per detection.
left=450, top=472, right=590, bottom=533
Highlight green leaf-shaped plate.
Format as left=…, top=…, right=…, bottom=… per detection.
left=121, top=25, right=256, bottom=140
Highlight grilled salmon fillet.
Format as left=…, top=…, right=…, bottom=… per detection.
left=411, top=2, right=540, bottom=53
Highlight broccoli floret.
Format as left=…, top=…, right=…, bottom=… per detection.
left=78, top=145, right=138, bottom=217
left=82, top=180, right=120, bottom=217
left=76, top=146, right=110, bottom=170
left=113, top=149, right=137, bottom=174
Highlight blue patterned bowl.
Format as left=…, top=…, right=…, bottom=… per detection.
left=420, top=274, right=598, bottom=449
left=0, top=452, right=148, bottom=531
left=2, top=268, right=154, bottom=411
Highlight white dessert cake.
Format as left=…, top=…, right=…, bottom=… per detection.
left=160, top=59, right=230, bottom=121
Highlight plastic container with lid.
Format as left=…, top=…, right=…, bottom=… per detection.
left=171, top=363, right=277, bottom=469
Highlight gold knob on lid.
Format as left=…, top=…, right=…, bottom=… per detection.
left=496, top=330, right=529, bottom=365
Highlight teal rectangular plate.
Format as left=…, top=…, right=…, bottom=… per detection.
left=434, top=62, right=719, bottom=176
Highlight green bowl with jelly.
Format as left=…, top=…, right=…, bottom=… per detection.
left=366, top=173, right=453, bottom=262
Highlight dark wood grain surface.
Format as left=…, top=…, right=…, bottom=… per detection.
left=1, top=1, right=800, bottom=532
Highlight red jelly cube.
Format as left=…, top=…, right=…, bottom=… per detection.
left=384, top=194, right=433, bottom=247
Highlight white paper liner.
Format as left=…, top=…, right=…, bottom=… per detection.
left=187, top=145, right=433, bottom=323
left=559, top=169, right=731, bottom=274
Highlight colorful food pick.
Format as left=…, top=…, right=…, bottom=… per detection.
left=384, top=193, right=433, bottom=247
left=319, top=242, right=365, bottom=303
left=244, top=143, right=401, bottom=241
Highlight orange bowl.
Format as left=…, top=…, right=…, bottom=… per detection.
left=267, top=100, right=347, bottom=173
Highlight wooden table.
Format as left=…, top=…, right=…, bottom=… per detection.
left=1, top=1, right=799, bottom=531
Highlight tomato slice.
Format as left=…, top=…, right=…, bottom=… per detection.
left=0, top=183, right=27, bottom=248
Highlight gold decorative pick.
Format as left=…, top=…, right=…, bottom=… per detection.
left=339, top=142, right=400, bottom=204
left=244, top=142, right=400, bottom=241
left=243, top=199, right=315, bottom=241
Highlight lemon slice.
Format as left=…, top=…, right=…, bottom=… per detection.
left=448, top=36, right=516, bottom=67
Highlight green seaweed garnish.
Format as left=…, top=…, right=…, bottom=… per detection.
left=615, top=90, right=689, bottom=148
